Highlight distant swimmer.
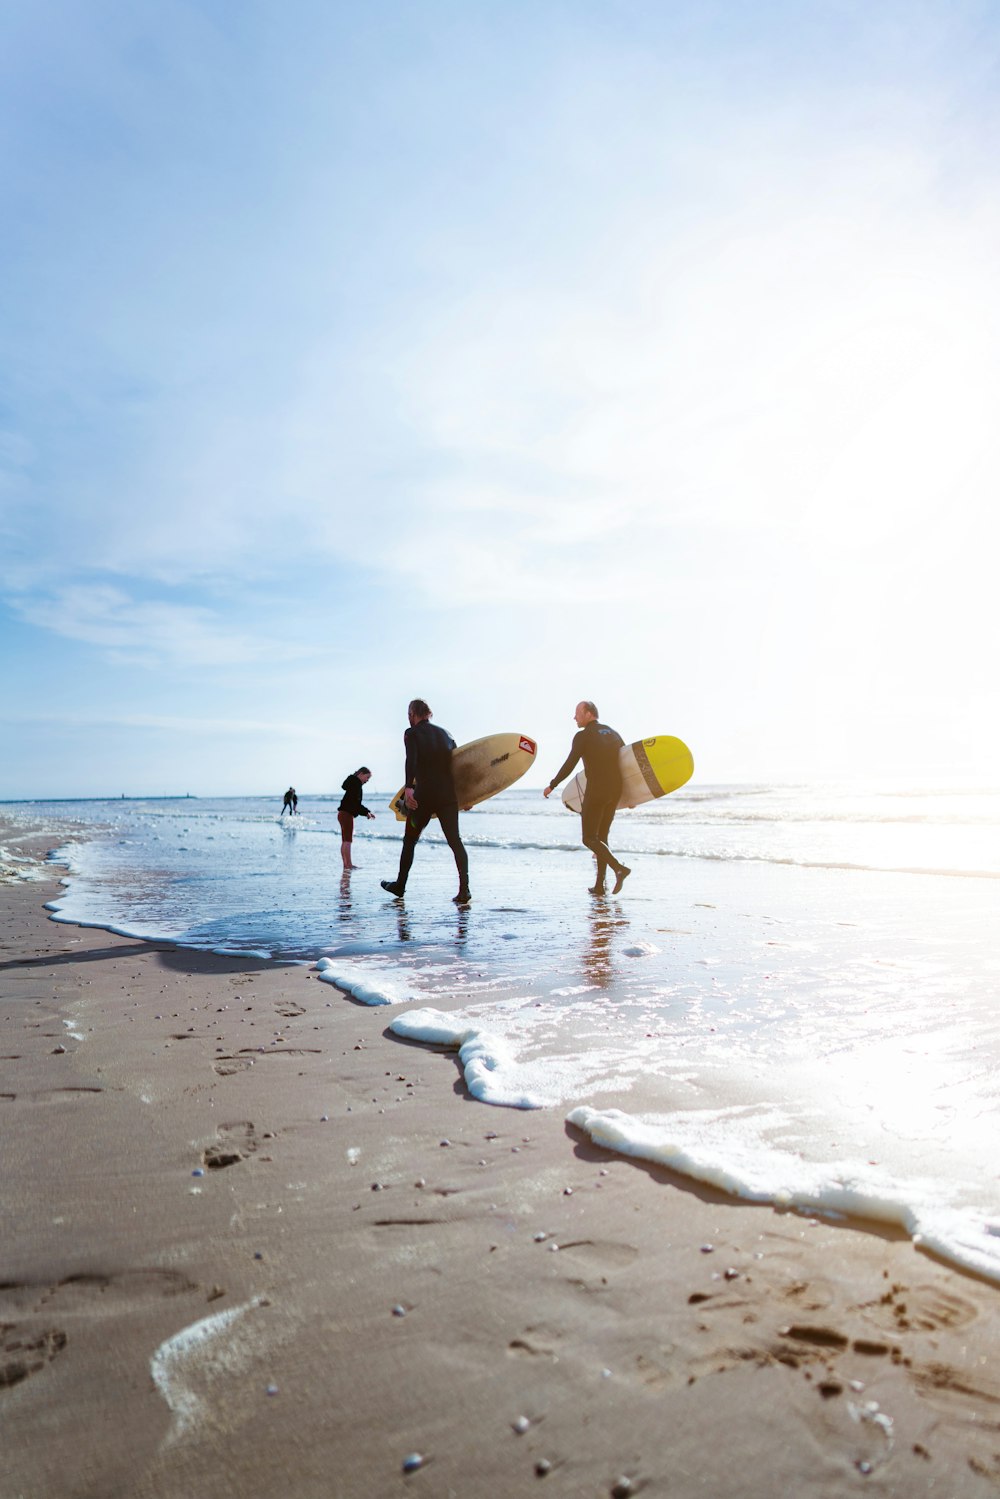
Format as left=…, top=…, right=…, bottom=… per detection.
left=543, top=701, right=631, bottom=895
left=338, top=766, right=375, bottom=870
left=280, top=786, right=298, bottom=817
left=381, top=698, right=470, bottom=905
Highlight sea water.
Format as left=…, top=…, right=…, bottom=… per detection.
left=4, top=783, right=1000, bottom=1281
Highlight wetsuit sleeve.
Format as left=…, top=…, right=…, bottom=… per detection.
left=547, top=730, right=584, bottom=789
left=403, top=726, right=418, bottom=789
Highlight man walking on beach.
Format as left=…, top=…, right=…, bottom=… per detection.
left=381, top=699, right=471, bottom=905
left=280, top=786, right=298, bottom=816
left=338, top=766, right=375, bottom=871
left=543, top=701, right=631, bottom=895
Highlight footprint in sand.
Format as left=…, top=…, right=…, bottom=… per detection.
left=0, top=1269, right=200, bottom=1392
left=212, top=1056, right=255, bottom=1076
left=275, top=1002, right=306, bottom=1019
left=555, top=1239, right=640, bottom=1293
left=801, top=1381, right=895, bottom=1476
left=687, top=1340, right=822, bottom=1381
left=202, top=1121, right=258, bottom=1170
left=0, top=1326, right=67, bottom=1389
left=913, top=1359, right=1000, bottom=1413
left=556, top=1239, right=639, bottom=1270
left=508, top=1324, right=563, bottom=1360
left=862, top=1282, right=978, bottom=1335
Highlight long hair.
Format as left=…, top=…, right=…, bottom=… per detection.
left=408, top=699, right=432, bottom=720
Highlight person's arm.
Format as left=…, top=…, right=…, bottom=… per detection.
left=543, top=730, right=583, bottom=796
left=403, top=727, right=418, bottom=808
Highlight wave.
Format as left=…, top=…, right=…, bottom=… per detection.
left=647, top=847, right=1000, bottom=880
left=350, top=827, right=1000, bottom=879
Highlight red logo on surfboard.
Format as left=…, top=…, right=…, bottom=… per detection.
left=519, top=736, right=536, bottom=756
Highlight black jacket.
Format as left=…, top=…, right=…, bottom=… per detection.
left=339, top=775, right=373, bottom=818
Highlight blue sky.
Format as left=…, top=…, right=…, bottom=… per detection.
left=2, top=0, right=999, bottom=798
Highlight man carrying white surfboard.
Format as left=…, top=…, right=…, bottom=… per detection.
left=381, top=699, right=471, bottom=905
left=543, top=702, right=631, bottom=896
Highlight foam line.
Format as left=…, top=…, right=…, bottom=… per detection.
left=567, top=1105, right=1000, bottom=1284
left=150, top=1297, right=262, bottom=1445
left=315, top=957, right=420, bottom=1006
left=390, top=1007, right=543, bottom=1109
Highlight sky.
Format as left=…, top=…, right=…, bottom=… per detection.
left=2, top=0, right=999, bottom=798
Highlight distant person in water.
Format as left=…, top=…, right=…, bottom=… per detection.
left=338, top=767, right=375, bottom=870
left=543, top=701, right=630, bottom=895
left=280, top=786, right=298, bottom=817
left=381, top=699, right=470, bottom=905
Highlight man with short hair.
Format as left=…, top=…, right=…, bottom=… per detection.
left=543, top=701, right=631, bottom=895
left=381, top=699, right=471, bottom=904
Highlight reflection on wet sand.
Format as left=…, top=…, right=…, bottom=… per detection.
left=582, top=899, right=628, bottom=988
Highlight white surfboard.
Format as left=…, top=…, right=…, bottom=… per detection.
left=391, top=732, right=537, bottom=821
left=561, top=734, right=693, bottom=814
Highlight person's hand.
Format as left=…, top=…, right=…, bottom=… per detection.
left=367, top=812, right=376, bottom=820
left=404, top=789, right=417, bottom=811
left=542, top=785, right=553, bottom=799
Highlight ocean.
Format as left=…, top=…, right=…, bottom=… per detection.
left=4, top=781, right=1000, bottom=1282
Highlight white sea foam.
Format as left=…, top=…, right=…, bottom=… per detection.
left=390, top=1007, right=544, bottom=1109
left=149, top=1297, right=262, bottom=1444
left=315, top=957, right=420, bottom=1006
left=0, top=844, right=51, bottom=883
left=567, top=1105, right=1000, bottom=1284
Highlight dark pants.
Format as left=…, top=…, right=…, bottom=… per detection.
left=338, top=811, right=354, bottom=841
left=396, top=802, right=469, bottom=890
left=581, top=785, right=623, bottom=887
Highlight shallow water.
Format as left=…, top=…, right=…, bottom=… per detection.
left=5, top=782, right=1000, bottom=1280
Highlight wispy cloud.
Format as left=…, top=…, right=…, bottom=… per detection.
left=0, top=705, right=323, bottom=738
left=7, top=583, right=325, bottom=668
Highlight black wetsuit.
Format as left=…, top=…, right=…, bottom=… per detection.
left=393, top=720, right=469, bottom=892
left=548, top=721, right=626, bottom=885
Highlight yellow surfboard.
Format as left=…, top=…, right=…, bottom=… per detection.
left=561, top=734, right=693, bottom=814
left=391, top=732, right=537, bottom=821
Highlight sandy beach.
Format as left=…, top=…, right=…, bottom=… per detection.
left=4, top=827, right=1000, bottom=1498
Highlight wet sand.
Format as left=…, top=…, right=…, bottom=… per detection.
left=4, top=828, right=1000, bottom=1498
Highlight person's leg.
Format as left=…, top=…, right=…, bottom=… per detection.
left=598, top=797, right=631, bottom=891
left=338, top=812, right=355, bottom=869
left=437, top=805, right=470, bottom=900
left=382, top=808, right=428, bottom=894
left=582, top=790, right=627, bottom=891
left=598, top=799, right=631, bottom=892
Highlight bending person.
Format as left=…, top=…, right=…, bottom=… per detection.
left=280, top=786, right=297, bottom=817
left=381, top=699, right=470, bottom=905
left=543, top=701, right=631, bottom=895
left=338, top=766, right=375, bottom=870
